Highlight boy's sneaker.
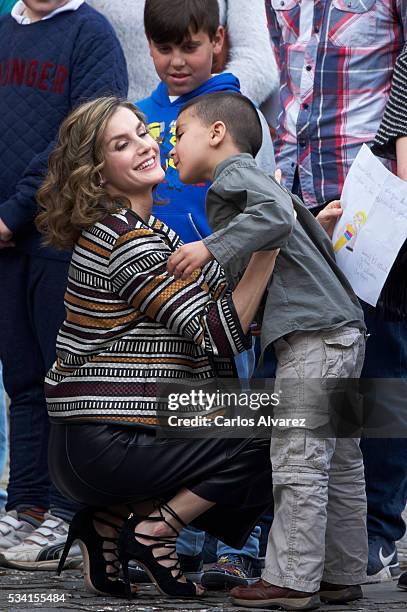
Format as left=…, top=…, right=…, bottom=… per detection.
left=318, top=582, right=363, bottom=603
left=231, top=580, right=320, bottom=610
left=0, top=511, right=39, bottom=550
left=201, top=554, right=254, bottom=590
left=397, top=572, right=407, bottom=590
left=365, top=537, right=400, bottom=583
left=0, top=513, right=82, bottom=570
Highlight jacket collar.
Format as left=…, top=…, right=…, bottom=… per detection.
left=213, top=153, right=256, bottom=181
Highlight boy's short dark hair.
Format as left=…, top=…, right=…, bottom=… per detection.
left=144, top=0, right=220, bottom=44
left=180, top=92, right=263, bottom=157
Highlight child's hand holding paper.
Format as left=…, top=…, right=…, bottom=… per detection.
left=316, top=200, right=343, bottom=239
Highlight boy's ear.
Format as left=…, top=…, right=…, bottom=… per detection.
left=209, top=121, right=227, bottom=148
left=212, top=26, right=225, bottom=56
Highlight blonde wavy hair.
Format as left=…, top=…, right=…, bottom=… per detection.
left=36, top=97, right=146, bottom=250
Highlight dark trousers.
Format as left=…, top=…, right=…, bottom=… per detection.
left=0, top=249, right=77, bottom=520
left=361, top=303, right=407, bottom=543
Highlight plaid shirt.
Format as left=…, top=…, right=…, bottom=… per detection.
left=266, top=0, right=407, bottom=207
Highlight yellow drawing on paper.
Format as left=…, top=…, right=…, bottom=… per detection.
left=334, top=211, right=367, bottom=253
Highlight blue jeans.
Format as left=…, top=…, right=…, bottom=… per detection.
left=361, top=302, right=407, bottom=543
left=0, top=251, right=78, bottom=521
left=177, top=525, right=260, bottom=561
left=216, top=525, right=261, bottom=559
left=177, top=526, right=206, bottom=556
left=235, top=342, right=256, bottom=380
left=253, top=338, right=277, bottom=379
left=0, top=362, right=7, bottom=509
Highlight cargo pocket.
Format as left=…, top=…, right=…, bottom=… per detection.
left=329, top=0, right=377, bottom=47
left=322, top=332, right=360, bottom=379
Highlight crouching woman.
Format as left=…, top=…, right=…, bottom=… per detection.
left=36, top=97, right=277, bottom=600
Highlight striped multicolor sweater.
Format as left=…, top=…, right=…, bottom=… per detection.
left=45, top=209, right=250, bottom=426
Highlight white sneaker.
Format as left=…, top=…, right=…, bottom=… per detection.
left=0, top=510, right=39, bottom=550
left=0, top=513, right=82, bottom=570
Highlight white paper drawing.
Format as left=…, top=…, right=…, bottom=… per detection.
left=332, top=144, right=407, bottom=306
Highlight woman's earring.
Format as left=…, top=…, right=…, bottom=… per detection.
left=97, top=171, right=106, bottom=187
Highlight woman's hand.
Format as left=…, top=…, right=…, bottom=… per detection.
left=316, top=200, right=343, bottom=239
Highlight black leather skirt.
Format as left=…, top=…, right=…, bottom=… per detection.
left=49, top=422, right=273, bottom=549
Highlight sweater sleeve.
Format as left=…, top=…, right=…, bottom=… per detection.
left=371, top=48, right=407, bottom=160
left=108, top=228, right=251, bottom=357
left=0, top=13, right=128, bottom=234
left=223, top=0, right=279, bottom=106
left=0, top=143, right=52, bottom=232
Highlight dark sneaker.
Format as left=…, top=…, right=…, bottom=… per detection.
left=231, top=579, right=320, bottom=610
left=319, top=581, right=363, bottom=603
left=127, top=553, right=203, bottom=584
left=365, top=537, right=400, bottom=583
left=201, top=554, right=253, bottom=590
left=398, top=572, right=407, bottom=591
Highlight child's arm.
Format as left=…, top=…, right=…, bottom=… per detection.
left=168, top=167, right=292, bottom=281
left=204, top=164, right=295, bottom=269
left=109, top=227, right=278, bottom=354
left=167, top=240, right=214, bottom=280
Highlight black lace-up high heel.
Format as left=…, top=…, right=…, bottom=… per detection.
left=118, top=502, right=203, bottom=599
left=57, top=507, right=136, bottom=598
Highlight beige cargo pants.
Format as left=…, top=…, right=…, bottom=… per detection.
left=263, top=326, right=368, bottom=592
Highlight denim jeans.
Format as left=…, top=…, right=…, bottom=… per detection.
left=216, top=525, right=261, bottom=559
left=182, top=526, right=261, bottom=563
left=360, top=302, right=407, bottom=543
left=0, top=250, right=78, bottom=521
left=253, top=338, right=277, bottom=379
left=235, top=342, right=256, bottom=380
left=177, top=526, right=260, bottom=561
left=176, top=525, right=206, bottom=556
left=0, top=362, right=7, bottom=509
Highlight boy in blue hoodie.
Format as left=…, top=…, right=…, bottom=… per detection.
left=135, top=0, right=275, bottom=591
left=137, top=0, right=274, bottom=244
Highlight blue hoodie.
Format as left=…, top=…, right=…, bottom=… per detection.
left=137, top=73, right=243, bottom=243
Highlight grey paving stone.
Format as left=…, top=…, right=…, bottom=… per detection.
left=0, top=569, right=406, bottom=612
